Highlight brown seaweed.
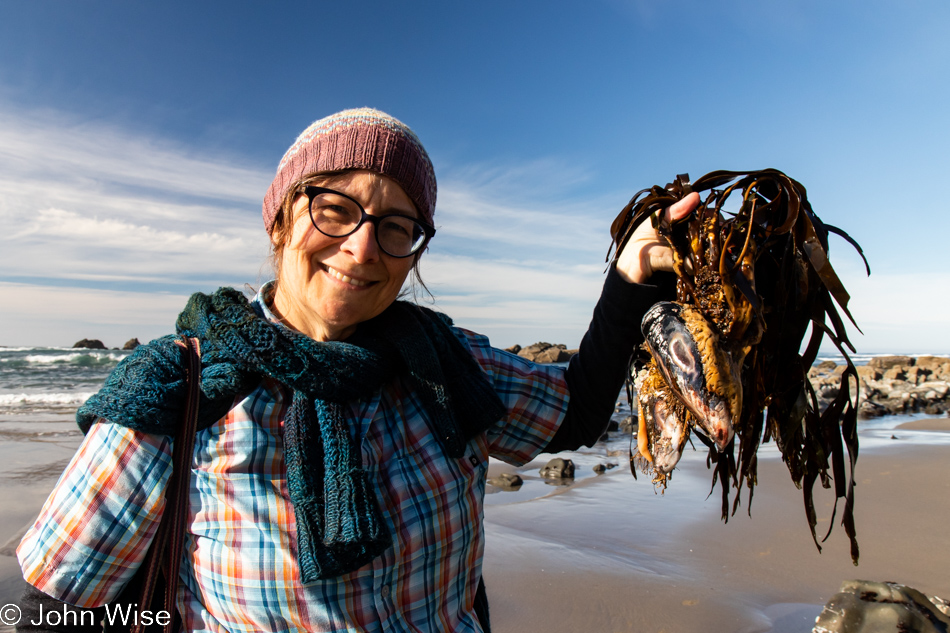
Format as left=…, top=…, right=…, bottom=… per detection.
left=609, top=169, right=868, bottom=564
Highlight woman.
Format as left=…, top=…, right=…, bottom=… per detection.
left=17, top=108, right=698, bottom=632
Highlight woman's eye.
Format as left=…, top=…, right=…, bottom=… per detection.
left=319, top=205, right=352, bottom=220
left=381, top=219, right=412, bottom=238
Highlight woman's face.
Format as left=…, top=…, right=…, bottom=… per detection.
left=272, top=170, right=419, bottom=341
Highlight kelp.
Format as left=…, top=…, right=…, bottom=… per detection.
left=609, top=169, right=869, bottom=564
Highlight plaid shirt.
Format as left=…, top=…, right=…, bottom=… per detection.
left=18, top=298, right=568, bottom=632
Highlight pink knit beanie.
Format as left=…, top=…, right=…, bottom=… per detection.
left=262, top=108, right=437, bottom=234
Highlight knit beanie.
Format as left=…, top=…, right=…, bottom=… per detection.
left=262, top=108, right=437, bottom=234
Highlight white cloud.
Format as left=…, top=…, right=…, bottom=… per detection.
left=1, top=102, right=947, bottom=355
left=0, top=104, right=273, bottom=289
left=0, top=106, right=271, bottom=204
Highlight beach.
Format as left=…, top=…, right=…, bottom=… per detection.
left=482, top=417, right=950, bottom=633
left=0, top=347, right=948, bottom=632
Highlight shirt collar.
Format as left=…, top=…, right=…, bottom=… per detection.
left=251, top=280, right=281, bottom=325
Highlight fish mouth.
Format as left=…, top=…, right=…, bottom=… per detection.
left=641, top=302, right=740, bottom=452
left=649, top=394, right=687, bottom=474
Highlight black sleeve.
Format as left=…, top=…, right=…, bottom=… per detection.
left=16, top=583, right=104, bottom=632
left=544, top=265, right=675, bottom=453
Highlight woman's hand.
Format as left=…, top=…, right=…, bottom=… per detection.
left=614, top=192, right=700, bottom=284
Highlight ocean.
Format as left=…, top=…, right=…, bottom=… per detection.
left=0, top=347, right=130, bottom=421
left=0, top=346, right=877, bottom=422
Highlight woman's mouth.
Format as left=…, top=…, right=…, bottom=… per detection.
left=324, top=265, right=372, bottom=288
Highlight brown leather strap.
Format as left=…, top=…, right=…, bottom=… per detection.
left=130, top=336, right=200, bottom=633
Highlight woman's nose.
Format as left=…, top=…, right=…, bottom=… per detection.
left=341, top=220, right=380, bottom=263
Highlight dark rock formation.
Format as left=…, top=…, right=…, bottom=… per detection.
left=122, top=338, right=141, bottom=350
left=72, top=339, right=106, bottom=349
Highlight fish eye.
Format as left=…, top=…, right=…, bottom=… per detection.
left=669, top=334, right=695, bottom=373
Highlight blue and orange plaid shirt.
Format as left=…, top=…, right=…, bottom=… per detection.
left=18, top=292, right=568, bottom=632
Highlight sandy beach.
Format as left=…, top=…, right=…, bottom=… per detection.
left=482, top=417, right=950, bottom=633
left=0, top=414, right=947, bottom=632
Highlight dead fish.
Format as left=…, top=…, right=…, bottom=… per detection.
left=641, top=301, right=740, bottom=451
left=634, top=365, right=689, bottom=476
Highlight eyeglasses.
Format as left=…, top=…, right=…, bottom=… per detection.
left=302, top=186, right=436, bottom=258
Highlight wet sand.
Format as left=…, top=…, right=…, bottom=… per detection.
left=896, top=416, right=950, bottom=432
left=0, top=416, right=947, bottom=632
left=484, top=424, right=950, bottom=633
left=0, top=415, right=85, bottom=622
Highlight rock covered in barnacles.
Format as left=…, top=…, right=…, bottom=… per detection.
left=812, top=580, right=950, bottom=633
left=641, top=301, right=740, bottom=451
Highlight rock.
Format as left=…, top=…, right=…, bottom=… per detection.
left=815, top=360, right=838, bottom=371
left=122, top=338, right=141, bottom=350
left=812, top=580, right=950, bottom=633
left=592, top=463, right=607, bottom=474
left=914, top=381, right=949, bottom=398
left=535, top=346, right=570, bottom=363
left=618, top=415, right=637, bottom=434
left=72, top=338, right=106, bottom=349
left=517, top=342, right=573, bottom=363
left=858, top=400, right=886, bottom=419
left=868, top=355, right=915, bottom=369
left=856, top=365, right=882, bottom=381
left=539, top=457, right=575, bottom=479
left=915, top=355, right=950, bottom=370
left=504, top=344, right=522, bottom=355
left=906, top=366, right=930, bottom=384
left=883, top=365, right=907, bottom=381
left=487, top=472, right=523, bottom=489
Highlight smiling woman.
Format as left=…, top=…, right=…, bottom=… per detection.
left=15, top=107, right=698, bottom=633
left=271, top=171, right=426, bottom=342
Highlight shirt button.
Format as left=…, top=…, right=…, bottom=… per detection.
left=380, top=584, right=391, bottom=598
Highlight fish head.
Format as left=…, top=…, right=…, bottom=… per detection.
left=642, top=301, right=739, bottom=452
left=634, top=363, right=690, bottom=476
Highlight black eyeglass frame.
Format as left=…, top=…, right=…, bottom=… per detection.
left=302, top=186, right=436, bottom=258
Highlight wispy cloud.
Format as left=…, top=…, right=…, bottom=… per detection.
left=1, top=102, right=947, bottom=354
left=0, top=106, right=271, bottom=204
left=0, top=104, right=620, bottom=347
left=419, top=160, right=627, bottom=346
left=0, top=104, right=273, bottom=294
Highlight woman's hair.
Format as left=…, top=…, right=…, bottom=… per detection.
left=269, top=170, right=431, bottom=299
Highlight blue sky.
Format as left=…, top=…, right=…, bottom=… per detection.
left=0, top=0, right=948, bottom=353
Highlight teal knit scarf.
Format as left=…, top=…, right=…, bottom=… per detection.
left=77, top=287, right=506, bottom=582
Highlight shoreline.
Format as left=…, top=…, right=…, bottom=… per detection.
left=483, top=419, right=950, bottom=633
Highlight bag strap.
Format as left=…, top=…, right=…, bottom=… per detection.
left=130, top=336, right=200, bottom=633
